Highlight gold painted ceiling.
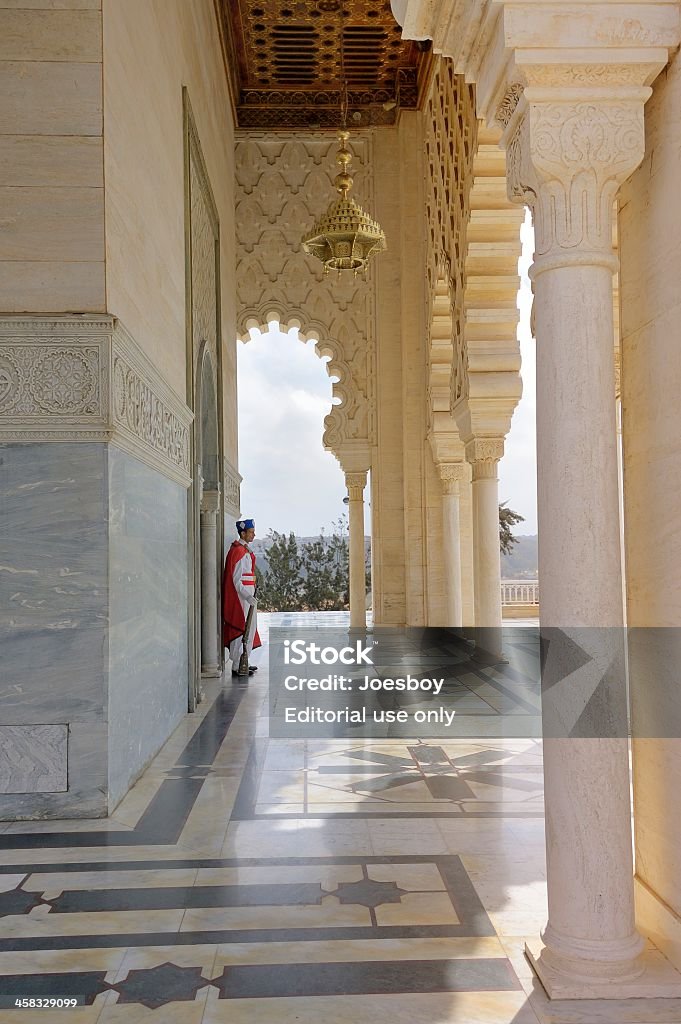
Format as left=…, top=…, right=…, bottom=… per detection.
left=215, top=0, right=431, bottom=129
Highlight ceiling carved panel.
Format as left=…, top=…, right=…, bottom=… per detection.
left=215, top=0, right=430, bottom=129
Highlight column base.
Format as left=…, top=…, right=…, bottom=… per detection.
left=201, top=665, right=221, bottom=678
left=526, top=939, right=681, bottom=1000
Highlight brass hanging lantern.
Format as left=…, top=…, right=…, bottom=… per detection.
left=300, top=2, right=386, bottom=276
left=302, top=130, right=386, bottom=275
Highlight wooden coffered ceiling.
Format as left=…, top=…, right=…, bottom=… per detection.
left=215, top=0, right=432, bottom=129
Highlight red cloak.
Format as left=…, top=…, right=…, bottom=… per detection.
left=222, top=540, right=262, bottom=650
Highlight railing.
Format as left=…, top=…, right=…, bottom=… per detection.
left=501, top=580, right=539, bottom=606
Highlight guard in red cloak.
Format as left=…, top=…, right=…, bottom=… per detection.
left=223, top=517, right=261, bottom=675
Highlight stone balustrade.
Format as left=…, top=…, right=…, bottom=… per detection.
left=501, top=580, right=539, bottom=606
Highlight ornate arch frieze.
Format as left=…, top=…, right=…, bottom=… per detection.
left=422, top=55, right=523, bottom=469
left=234, top=133, right=377, bottom=456
left=423, top=59, right=477, bottom=415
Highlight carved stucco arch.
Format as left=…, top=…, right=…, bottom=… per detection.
left=236, top=307, right=366, bottom=454
left=234, top=133, right=377, bottom=465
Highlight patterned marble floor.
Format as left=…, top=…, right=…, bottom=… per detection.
left=1, top=614, right=678, bottom=1023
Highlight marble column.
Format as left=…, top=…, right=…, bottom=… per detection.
left=439, top=464, right=465, bottom=627
left=505, top=89, right=650, bottom=996
left=346, top=471, right=368, bottom=629
left=200, top=489, right=221, bottom=677
left=465, top=439, right=503, bottom=633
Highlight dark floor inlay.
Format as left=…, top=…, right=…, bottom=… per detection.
left=110, top=963, right=210, bottom=1009
left=0, top=887, right=47, bottom=917
left=46, top=882, right=325, bottom=914
left=333, top=878, right=405, bottom=908
left=213, top=958, right=521, bottom=998
left=0, top=972, right=109, bottom=1005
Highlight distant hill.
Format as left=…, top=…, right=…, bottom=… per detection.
left=501, top=534, right=538, bottom=579
left=251, top=534, right=537, bottom=581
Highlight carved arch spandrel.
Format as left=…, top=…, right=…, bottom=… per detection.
left=423, top=60, right=478, bottom=412
left=234, top=133, right=377, bottom=460
left=422, top=59, right=523, bottom=427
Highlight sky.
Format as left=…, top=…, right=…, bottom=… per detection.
left=237, top=211, right=538, bottom=538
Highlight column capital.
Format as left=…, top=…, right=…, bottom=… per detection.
left=465, top=437, right=504, bottom=479
left=504, top=90, right=648, bottom=275
left=345, top=471, right=368, bottom=501
left=200, top=488, right=220, bottom=525
left=438, top=462, right=466, bottom=495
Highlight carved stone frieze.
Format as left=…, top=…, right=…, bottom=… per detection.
left=234, top=133, right=377, bottom=455
left=523, top=63, right=665, bottom=87
left=0, top=316, right=193, bottom=487
left=223, top=458, right=242, bottom=516
left=495, top=83, right=524, bottom=130
left=111, top=326, right=191, bottom=483
left=0, top=343, right=103, bottom=420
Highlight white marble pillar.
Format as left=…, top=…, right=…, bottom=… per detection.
left=505, top=90, right=650, bottom=996
left=439, top=464, right=465, bottom=627
left=200, top=489, right=221, bottom=677
left=466, top=439, right=503, bottom=632
left=346, top=471, right=367, bottom=629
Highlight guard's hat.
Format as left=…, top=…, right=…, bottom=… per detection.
left=236, top=517, right=255, bottom=534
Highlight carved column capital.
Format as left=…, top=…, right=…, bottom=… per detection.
left=465, top=438, right=504, bottom=480
left=438, top=462, right=466, bottom=495
left=345, top=471, right=368, bottom=501
left=505, top=89, right=649, bottom=276
left=200, top=488, right=220, bottom=524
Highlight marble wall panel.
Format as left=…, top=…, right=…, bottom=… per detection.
left=0, top=261, right=105, bottom=312
left=0, top=724, right=67, bottom=793
left=0, top=186, right=104, bottom=262
left=107, top=447, right=188, bottom=810
left=0, top=442, right=108, bottom=720
left=0, top=721, right=107, bottom=820
left=0, top=61, right=102, bottom=136
left=0, top=135, right=103, bottom=187
left=0, top=9, right=101, bottom=61
left=0, top=442, right=109, bottom=818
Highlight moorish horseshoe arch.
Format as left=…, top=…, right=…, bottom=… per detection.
left=234, top=133, right=378, bottom=463
left=234, top=133, right=376, bottom=625
left=237, top=309, right=371, bottom=457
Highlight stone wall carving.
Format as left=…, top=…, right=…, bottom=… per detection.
left=0, top=316, right=193, bottom=486
left=423, top=61, right=477, bottom=410
left=223, top=458, right=242, bottom=517
left=234, top=133, right=377, bottom=453
left=190, top=159, right=219, bottom=382
left=111, top=322, right=191, bottom=482
left=186, top=98, right=221, bottom=405
left=0, top=343, right=103, bottom=421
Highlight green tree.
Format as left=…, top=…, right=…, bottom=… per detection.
left=301, top=531, right=339, bottom=610
left=257, top=530, right=303, bottom=611
left=328, top=515, right=350, bottom=607
left=499, top=501, right=525, bottom=555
